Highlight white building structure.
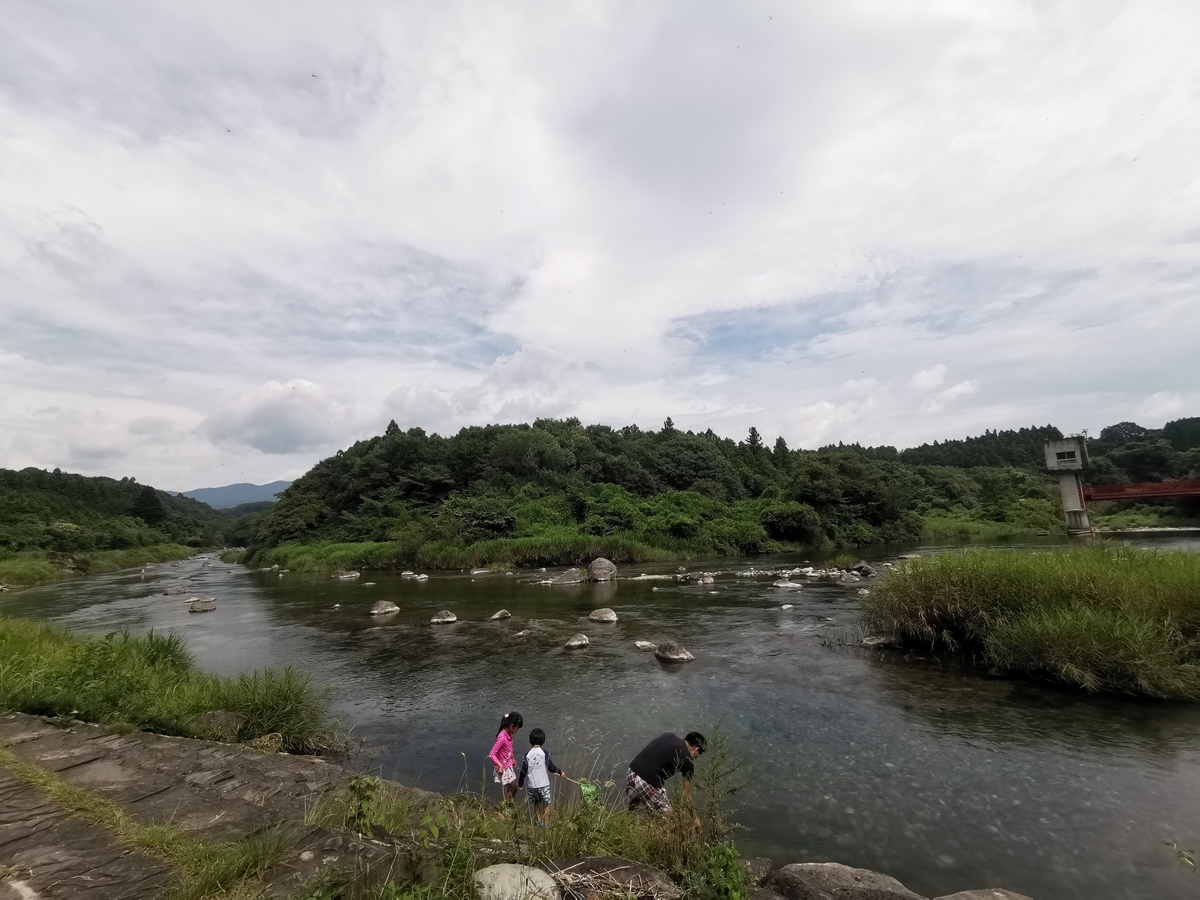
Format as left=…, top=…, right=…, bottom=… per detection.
left=1043, top=436, right=1091, bottom=533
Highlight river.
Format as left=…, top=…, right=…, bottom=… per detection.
left=6, top=535, right=1200, bottom=900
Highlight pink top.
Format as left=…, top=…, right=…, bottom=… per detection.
left=489, top=729, right=514, bottom=771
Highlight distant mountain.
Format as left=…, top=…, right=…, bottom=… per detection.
left=181, top=481, right=291, bottom=509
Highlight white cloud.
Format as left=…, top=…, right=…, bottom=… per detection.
left=909, top=365, right=947, bottom=390
left=0, top=1, right=1198, bottom=487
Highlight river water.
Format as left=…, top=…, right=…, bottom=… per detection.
left=7, top=536, right=1200, bottom=900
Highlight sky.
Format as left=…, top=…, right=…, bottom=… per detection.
left=1, top=0, right=1198, bottom=491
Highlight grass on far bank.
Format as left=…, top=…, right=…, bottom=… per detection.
left=248, top=534, right=683, bottom=573
left=0, top=616, right=339, bottom=754
left=0, top=543, right=197, bottom=589
left=863, top=545, right=1200, bottom=699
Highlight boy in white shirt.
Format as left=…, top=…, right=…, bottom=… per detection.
left=518, top=727, right=566, bottom=826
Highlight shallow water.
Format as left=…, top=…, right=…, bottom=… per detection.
left=7, top=536, right=1200, bottom=900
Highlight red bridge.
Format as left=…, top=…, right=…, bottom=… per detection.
left=1083, top=480, right=1200, bottom=502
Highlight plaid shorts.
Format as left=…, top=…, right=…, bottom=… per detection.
left=527, top=785, right=552, bottom=806
left=626, top=768, right=671, bottom=812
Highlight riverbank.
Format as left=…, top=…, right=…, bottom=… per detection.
left=0, top=542, right=198, bottom=590
left=0, top=615, right=338, bottom=753
left=0, top=712, right=1038, bottom=900
left=862, top=545, right=1200, bottom=699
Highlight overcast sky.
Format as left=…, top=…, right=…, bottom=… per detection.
left=2, top=1, right=1198, bottom=491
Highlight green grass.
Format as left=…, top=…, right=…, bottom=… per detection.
left=0, top=543, right=197, bottom=589
left=0, top=616, right=339, bottom=753
left=863, top=545, right=1200, bottom=698
left=1089, top=502, right=1200, bottom=530
left=249, top=535, right=682, bottom=573
left=0, top=744, right=291, bottom=899
left=921, top=510, right=1060, bottom=539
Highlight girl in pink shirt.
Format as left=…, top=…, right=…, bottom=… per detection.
left=489, top=711, right=523, bottom=802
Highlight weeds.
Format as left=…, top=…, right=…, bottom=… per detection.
left=863, top=545, right=1200, bottom=698
left=0, top=615, right=339, bottom=752
left=0, top=544, right=197, bottom=589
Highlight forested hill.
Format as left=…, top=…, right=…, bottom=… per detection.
left=248, top=419, right=1080, bottom=565
left=0, top=467, right=228, bottom=552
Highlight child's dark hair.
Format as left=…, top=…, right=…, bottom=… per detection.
left=497, top=712, right=523, bottom=735
left=529, top=727, right=546, bottom=746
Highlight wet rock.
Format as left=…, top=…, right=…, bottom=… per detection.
left=551, top=568, right=585, bottom=585
left=634, top=641, right=658, bottom=651
left=933, top=892, right=1035, bottom=900
left=773, top=580, right=803, bottom=589
left=475, top=863, right=562, bottom=900
left=677, top=566, right=688, bottom=573
left=839, top=574, right=861, bottom=584
left=331, top=569, right=361, bottom=580
left=188, top=597, right=216, bottom=613
left=588, top=558, right=618, bottom=582
left=370, top=601, right=400, bottom=616
left=401, top=570, right=415, bottom=577
left=471, top=568, right=490, bottom=575
left=765, top=862, right=924, bottom=900
left=588, top=608, right=618, bottom=623
left=654, top=641, right=694, bottom=663
left=416, top=574, right=429, bottom=581
left=565, top=633, right=590, bottom=650
left=515, top=630, right=531, bottom=637
left=431, top=610, right=457, bottom=624
left=698, top=574, right=715, bottom=584
left=491, top=609, right=512, bottom=620
left=851, top=561, right=878, bottom=577
left=861, top=635, right=899, bottom=649
left=741, top=857, right=777, bottom=884
left=549, top=857, right=679, bottom=900
left=780, top=604, right=793, bottom=610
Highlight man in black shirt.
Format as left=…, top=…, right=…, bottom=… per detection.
left=626, top=731, right=706, bottom=828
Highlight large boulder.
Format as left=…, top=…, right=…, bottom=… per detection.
left=370, top=601, right=400, bottom=616
left=188, top=597, right=216, bottom=613
left=765, top=863, right=924, bottom=900
left=588, top=608, right=618, bottom=623
left=551, top=568, right=585, bottom=585
left=431, top=610, right=457, bottom=624
left=654, top=641, right=694, bottom=663
left=549, top=857, right=680, bottom=900
left=491, top=609, right=512, bottom=620
left=475, top=863, right=561, bottom=900
left=933, top=892, right=1035, bottom=900
left=851, top=561, right=878, bottom=577
left=564, top=633, right=589, bottom=650
left=588, top=558, right=618, bottom=581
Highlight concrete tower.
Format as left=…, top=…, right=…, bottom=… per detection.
left=1044, top=436, right=1091, bottom=534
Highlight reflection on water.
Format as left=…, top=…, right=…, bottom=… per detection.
left=5, top=537, right=1200, bottom=900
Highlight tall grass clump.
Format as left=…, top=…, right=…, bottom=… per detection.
left=0, top=616, right=338, bottom=753
left=862, top=545, right=1200, bottom=699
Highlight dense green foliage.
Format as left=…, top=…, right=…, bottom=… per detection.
left=0, top=616, right=337, bottom=753
left=863, top=546, right=1200, bottom=699
left=0, top=467, right=228, bottom=552
left=893, top=425, right=1065, bottom=468
left=0, top=543, right=197, bottom=588
left=248, top=418, right=1083, bottom=567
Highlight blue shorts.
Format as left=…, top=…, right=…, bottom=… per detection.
left=527, top=785, right=552, bottom=806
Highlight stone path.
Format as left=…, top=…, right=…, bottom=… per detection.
left=0, top=714, right=431, bottom=898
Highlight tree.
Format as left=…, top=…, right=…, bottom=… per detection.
left=747, top=427, right=763, bottom=451
left=1098, top=422, right=1149, bottom=446
left=129, top=485, right=167, bottom=524
left=385, top=419, right=400, bottom=436
left=774, top=436, right=789, bottom=457
left=663, top=416, right=675, bottom=433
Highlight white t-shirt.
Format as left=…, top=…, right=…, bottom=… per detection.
left=524, top=746, right=552, bottom=789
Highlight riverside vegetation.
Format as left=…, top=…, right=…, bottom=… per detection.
left=3, top=415, right=1197, bottom=585
left=240, top=416, right=1200, bottom=573
left=863, top=545, right=1200, bottom=700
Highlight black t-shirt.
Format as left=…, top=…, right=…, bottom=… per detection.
left=629, top=733, right=694, bottom=788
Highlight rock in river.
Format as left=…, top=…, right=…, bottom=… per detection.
left=431, top=609, right=457, bottom=624
left=550, top=567, right=585, bottom=585
left=564, top=633, right=589, bottom=649
left=475, top=863, right=561, bottom=900
left=635, top=640, right=658, bottom=651
left=491, top=609, right=512, bottom=620
left=188, top=597, right=216, bottom=613
left=765, top=863, right=923, bottom=900
left=331, top=569, right=361, bottom=580
left=588, top=557, right=617, bottom=581
left=370, top=600, right=400, bottom=616
left=654, top=641, right=694, bottom=663
left=588, top=607, right=618, bottom=623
